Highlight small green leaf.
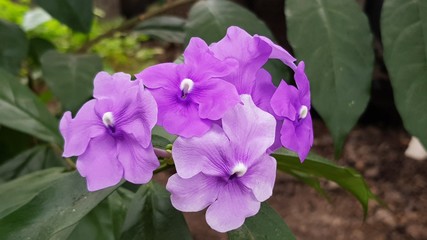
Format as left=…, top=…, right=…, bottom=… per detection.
left=381, top=0, right=427, bottom=148
left=185, top=0, right=274, bottom=44
left=120, top=181, right=192, bottom=240
left=0, top=171, right=121, bottom=240
left=272, top=149, right=376, bottom=215
left=0, top=145, right=64, bottom=182
left=152, top=134, right=172, bottom=149
left=135, top=16, right=186, bottom=44
left=286, top=0, right=374, bottom=156
left=34, top=0, right=94, bottom=33
left=0, top=168, right=64, bottom=218
left=0, top=68, right=62, bottom=143
left=0, top=20, right=27, bottom=75
left=40, top=51, right=103, bottom=112
left=228, top=203, right=295, bottom=240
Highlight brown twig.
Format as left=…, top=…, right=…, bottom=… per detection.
left=78, top=0, right=198, bottom=53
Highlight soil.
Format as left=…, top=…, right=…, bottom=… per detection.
left=155, top=120, right=427, bottom=240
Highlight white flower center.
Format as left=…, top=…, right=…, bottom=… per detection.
left=102, top=112, right=114, bottom=127
left=299, top=105, right=308, bottom=119
left=180, top=78, right=194, bottom=96
left=231, top=163, right=247, bottom=177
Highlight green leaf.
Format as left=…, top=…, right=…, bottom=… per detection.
left=0, top=168, right=64, bottom=218
left=135, top=16, right=186, bottom=44
left=272, top=149, right=376, bottom=215
left=151, top=134, right=171, bottom=149
left=286, top=0, right=374, bottom=156
left=228, top=203, right=295, bottom=240
left=0, top=171, right=121, bottom=240
left=185, top=0, right=274, bottom=44
left=40, top=51, right=103, bottom=112
left=28, top=37, right=56, bottom=65
left=0, top=68, right=62, bottom=143
left=68, top=188, right=134, bottom=240
left=120, top=181, right=192, bottom=240
left=0, top=20, right=27, bottom=75
left=34, top=0, right=93, bottom=33
left=381, top=0, right=427, bottom=148
left=0, top=145, right=64, bottom=182
left=0, top=126, right=33, bottom=163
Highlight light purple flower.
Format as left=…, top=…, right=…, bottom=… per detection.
left=136, top=37, right=240, bottom=138
left=166, top=95, right=277, bottom=232
left=60, top=72, right=159, bottom=191
left=271, top=62, right=313, bottom=161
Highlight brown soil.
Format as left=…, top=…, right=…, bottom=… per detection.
left=156, top=120, right=427, bottom=240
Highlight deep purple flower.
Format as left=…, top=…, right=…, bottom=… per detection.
left=136, top=37, right=240, bottom=138
left=166, top=95, right=277, bottom=232
left=60, top=72, right=159, bottom=191
left=270, top=62, right=313, bottom=161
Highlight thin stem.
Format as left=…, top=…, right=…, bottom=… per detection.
left=154, top=163, right=174, bottom=174
left=78, top=0, right=198, bottom=53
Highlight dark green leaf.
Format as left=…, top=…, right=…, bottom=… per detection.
left=286, top=0, right=374, bottom=156
left=0, top=68, right=62, bottom=143
left=0, top=171, right=121, bottom=240
left=0, top=20, right=27, bottom=75
left=40, top=51, right=103, bottom=112
left=272, top=149, right=376, bottom=215
left=29, top=37, right=56, bottom=65
left=135, top=16, right=186, bottom=43
left=0, top=145, right=64, bottom=182
left=68, top=188, right=134, bottom=240
left=152, top=126, right=176, bottom=143
left=120, top=181, right=191, bottom=240
left=228, top=203, right=295, bottom=240
left=0, top=126, right=33, bottom=163
left=0, top=168, right=64, bottom=218
left=381, top=0, right=427, bottom=148
left=185, top=0, right=274, bottom=44
left=34, top=0, right=94, bottom=33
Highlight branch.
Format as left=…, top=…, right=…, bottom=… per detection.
left=78, top=0, right=198, bottom=53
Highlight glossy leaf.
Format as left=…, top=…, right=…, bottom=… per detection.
left=0, top=145, right=64, bottom=182
left=0, top=68, right=62, bottom=143
left=120, top=181, right=191, bottom=240
left=0, top=171, right=121, bottom=240
left=228, top=203, right=295, bottom=240
left=40, top=51, right=102, bottom=112
left=185, top=0, right=274, bottom=44
left=68, top=188, right=134, bottom=240
left=135, top=16, right=186, bottom=44
left=34, top=0, right=93, bottom=33
left=381, top=0, right=427, bottom=148
left=286, top=0, right=374, bottom=156
left=272, top=149, right=376, bottom=215
left=0, top=168, right=64, bottom=218
left=0, top=20, right=27, bottom=75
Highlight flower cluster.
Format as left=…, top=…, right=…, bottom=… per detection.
left=60, top=26, right=313, bottom=232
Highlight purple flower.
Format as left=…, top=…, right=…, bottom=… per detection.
left=166, top=95, right=277, bottom=232
left=136, top=37, right=240, bottom=138
left=60, top=72, right=159, bottom=191
left=210, top=26, right=313, bottom=157
left=271, top=62, right=313, bottom=161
